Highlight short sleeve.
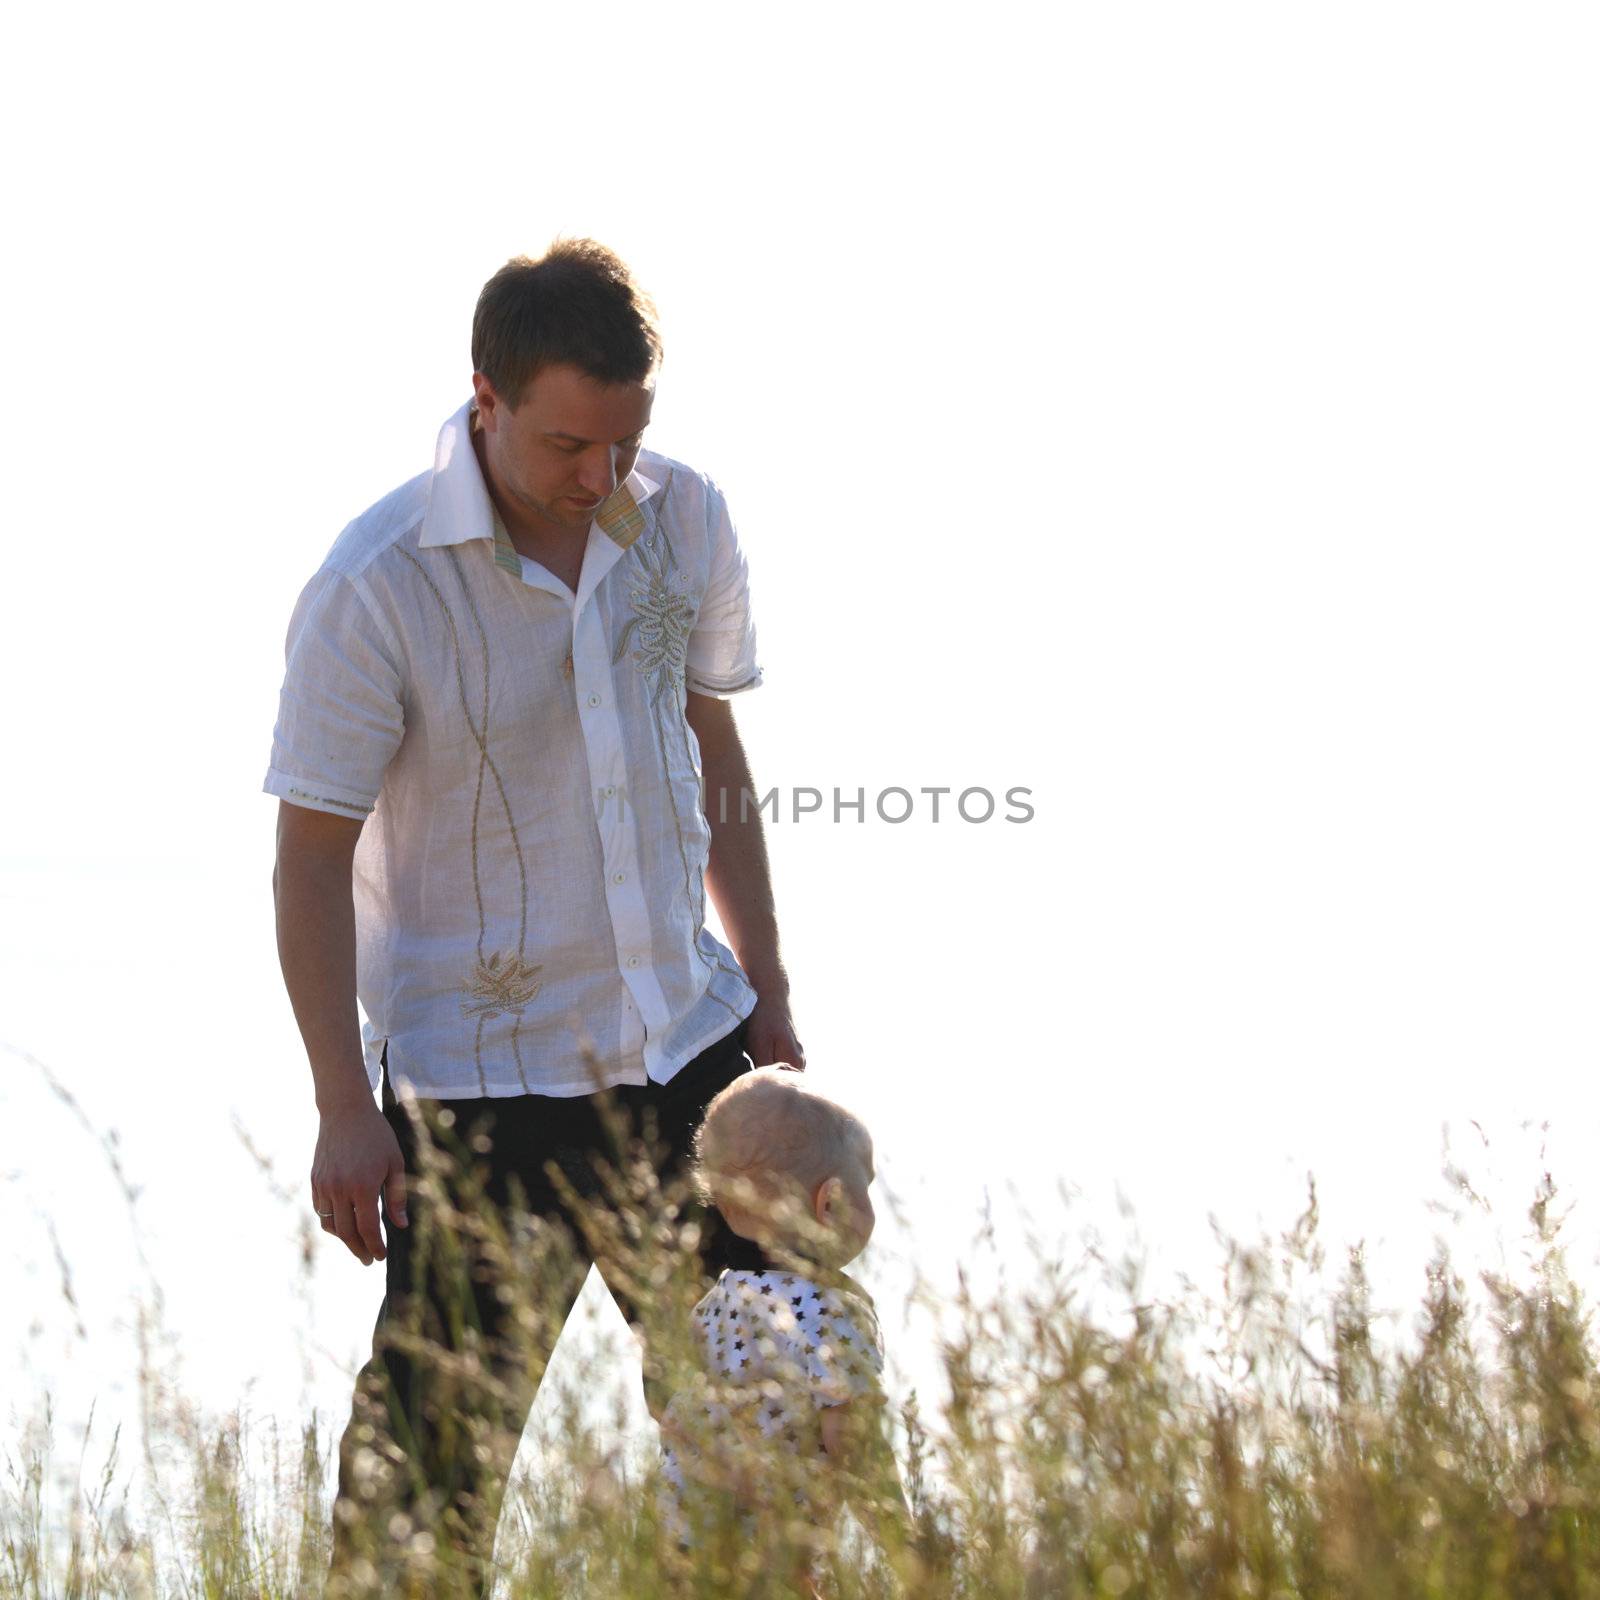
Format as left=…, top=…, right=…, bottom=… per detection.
left=803, top=1291, right=886, bottom=1410
left=685, top=480, right=763, bottom=698
left=262, top=569, right=405, bottom=819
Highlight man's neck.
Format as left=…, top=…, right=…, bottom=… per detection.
left=471, top=428, right=588, bottom=587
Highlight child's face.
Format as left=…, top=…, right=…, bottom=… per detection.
left=829, top=1166, right=876, bottom=1266
left=717, top=1157, right=876, bottom=1267
left=816, top=1143, right=876, bottom=1267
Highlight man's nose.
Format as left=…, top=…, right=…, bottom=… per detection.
left=575, top=448, right=620, bottom=500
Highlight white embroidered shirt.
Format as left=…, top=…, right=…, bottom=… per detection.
left=263, top=400, right=763, bottom=1098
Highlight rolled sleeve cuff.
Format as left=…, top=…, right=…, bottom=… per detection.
left=685, top=664, right=765, bottom=699
left=263, top=767, right=377, bottom=818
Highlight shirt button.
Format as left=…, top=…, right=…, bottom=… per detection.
left=602, top=786, right=615, bottom=798
left=586, top=692, right=602, bottom=707
left=613, top=871, right=626, bottom=884
left=626, top=955, right=641, bottom=969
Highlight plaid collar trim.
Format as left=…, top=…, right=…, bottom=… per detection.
left=488, top=503, right=521, bottom=576
left=594, top=484, right=647, bottom=550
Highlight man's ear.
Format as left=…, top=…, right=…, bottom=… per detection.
left=472, top=372, right=505, bottom=428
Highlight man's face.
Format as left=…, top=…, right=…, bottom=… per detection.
left=473, top=361, right=655, bottom=535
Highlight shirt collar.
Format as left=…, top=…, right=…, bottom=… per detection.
left=418, top=398, right=661, bottom=567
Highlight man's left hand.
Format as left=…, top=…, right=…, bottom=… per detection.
left=745, top=992, right=805, bottom=1071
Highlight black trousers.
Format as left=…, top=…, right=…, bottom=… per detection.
left=329, top=1020, right=757, bottom=1594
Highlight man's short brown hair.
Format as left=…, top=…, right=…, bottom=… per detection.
left=471, top=238, right=662, bottom=409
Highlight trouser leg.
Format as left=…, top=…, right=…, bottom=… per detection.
left=327, top=1020, right=756, bottom=1593
left=592, top=1020, right=759, bottom=1420
left=328, top=1064, right=589, bottom=1598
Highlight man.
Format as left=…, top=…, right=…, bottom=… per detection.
left=265, top=239, right=801, bottom=1591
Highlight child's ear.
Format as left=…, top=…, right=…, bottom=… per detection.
left=813, top=1175, right=843, bottom=1226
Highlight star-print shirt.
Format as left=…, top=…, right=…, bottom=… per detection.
left=658, top=1265, right=886, bottom=1543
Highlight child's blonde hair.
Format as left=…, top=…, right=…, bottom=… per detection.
left=692, top=1067, right=872, bottom=1221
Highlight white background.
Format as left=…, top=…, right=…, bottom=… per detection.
left=2, top=0, right=1597, bottom=1523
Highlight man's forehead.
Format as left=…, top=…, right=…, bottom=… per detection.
left=522, top=363, right=655, bottom=438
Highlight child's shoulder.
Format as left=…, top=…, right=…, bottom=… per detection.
left=773, top=1271, right=885, bottom=1358
left=705, top=1268, right=882, bottom=1349
left=817, top=1273, right=882, bottom=1344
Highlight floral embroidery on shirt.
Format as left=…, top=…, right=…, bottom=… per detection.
left=613, top=497, right=699, bottom=703
left=459, top=951, right=544, bottom=1019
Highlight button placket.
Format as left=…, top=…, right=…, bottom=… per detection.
left=572, top=589, right=663, bottom=1029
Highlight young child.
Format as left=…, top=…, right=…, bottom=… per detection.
left=657, top=1066, right=904, bottom=1582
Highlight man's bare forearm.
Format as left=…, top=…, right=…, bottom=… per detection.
left=682, top=694, right=803, bottom=1066
left=273, top=850, right=374, bottom=1115
left=701, top=742, right=788, bottom=999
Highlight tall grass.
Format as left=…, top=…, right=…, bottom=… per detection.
left=7, top=1067, right=1600, bottom=1598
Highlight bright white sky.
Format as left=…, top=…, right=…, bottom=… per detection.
left=3, top=0, right=1598, bottom=1525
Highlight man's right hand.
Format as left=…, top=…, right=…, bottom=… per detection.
left=311, top=1102, right=408, bottom=1265
left=275, top=798, right=407, bottom=1266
